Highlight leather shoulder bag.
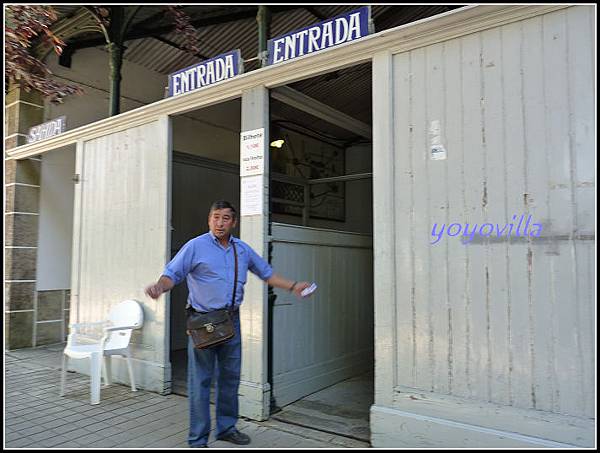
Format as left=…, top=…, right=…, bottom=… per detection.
left=186, top=241, right=238, bottom=349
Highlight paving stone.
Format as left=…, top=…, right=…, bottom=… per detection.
left=74, top=431, right=105, bottom=446
left=118, top=418, right=146, bottom=430
left=5, top=416, right=27, bottom=427
left=21, top=430, right=60, bottom=444
left=100, top=431, right=145, bottom=446
left=5, top=437, right=38, bottom=448
left=4, top=431, right=24, bottom=442
left=46, top=440, right=83, bottom=448
left=26, top=414, right=62, bottom=425
left=131, top=425, right=188, bottom=447
left=8, top=421, right=37, bottom=432
left=86, top=438, right=120, bottom=448
left=99, top=415, right=131, bottom=426
left=10, top=407, right=40, bottom=418
left=35, top=435, right=75, bottom=448
left=70, top=418, right=105, bottom=429
left=83, top=424, right=124, bottom=437
left=50, top=423, right=88, bottom=435
left=80, top=421, right=112, bottom=434
left=36, top=406, right=69, bottom=416
left=151, top=432, right=190, bottom=448
left=40, top=418, right=73, bottom=430
left=60, top=413, right=86, bottom=423
left=89, top=412, right=115, bottom=422
left=6, top=344, right=371, bottom=449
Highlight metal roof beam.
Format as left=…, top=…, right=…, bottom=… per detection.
left=271, top=86, right=372, bottom=140
left=64, top=6, right=301, bottom=52
left=152, top=36, right=209, bottom=60
left=304, top=7, right=327, bottom=21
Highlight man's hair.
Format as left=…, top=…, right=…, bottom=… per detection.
left=209, top=200, right=237, bottom=219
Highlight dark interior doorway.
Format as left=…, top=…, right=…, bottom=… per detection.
left=267, top=62, right=374, bottom=442
left=169, top=99, right=241, bottom=396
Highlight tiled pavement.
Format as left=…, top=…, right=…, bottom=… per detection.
left=4, top=344, right=370, bottom=449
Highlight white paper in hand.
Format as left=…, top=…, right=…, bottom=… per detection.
left=301, top=283, right=318, bottom=298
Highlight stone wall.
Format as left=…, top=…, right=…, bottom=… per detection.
left=35, top=289, right=70, bottom=345
left=5, top=83, right=44, bottom=349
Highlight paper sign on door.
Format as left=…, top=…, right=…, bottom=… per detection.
left=241, top=175, right=263, bottom=216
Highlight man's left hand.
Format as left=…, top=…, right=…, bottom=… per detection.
left=292, top=281, right=312, bottom=298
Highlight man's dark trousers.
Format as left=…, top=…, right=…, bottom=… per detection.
left=187, top=311, right=241, bottom=447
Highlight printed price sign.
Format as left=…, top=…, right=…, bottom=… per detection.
left=240, top=128, right=265, bottom=176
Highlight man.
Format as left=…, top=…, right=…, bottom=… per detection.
left=145, top=200, right=311, bottom=448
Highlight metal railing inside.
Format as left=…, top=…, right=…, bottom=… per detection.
left=271, top=172, right=372, bottom=226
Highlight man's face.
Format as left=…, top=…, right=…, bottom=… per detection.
left=208, top=208, right=237, bottom=240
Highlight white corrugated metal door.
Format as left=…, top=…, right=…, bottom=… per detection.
left=71, top=118, right=171, bottom=360
left=270, top=223, right=374, bottom=408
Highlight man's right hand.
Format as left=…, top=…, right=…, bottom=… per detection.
left=145, top=276, right=175, bottom=299
left=145, top=284, right=163, bottom=299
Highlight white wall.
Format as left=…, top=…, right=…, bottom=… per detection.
left=386, top=5, right=594, bottom=417
left=36, top=147, right=76, bottom=290
left=171, top=100, right=241, bottom=164
left=371, top=5, right=594, bottom=447
left=44, top=47, right=167, bottom=128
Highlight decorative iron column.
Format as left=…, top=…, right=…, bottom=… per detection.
left=257, top=6, right=271, bottom=68
left=107, top=7, right=125, bottom=117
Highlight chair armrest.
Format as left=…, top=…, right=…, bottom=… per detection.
left=66, top=331, right=104, bottom=348
left=103, top=325, right=139, bottom=332
left=66, top=332, right=77, bottom=348
left=67, top=321, right=111, bottom=348
left=69, top=321, right=110, bottom=331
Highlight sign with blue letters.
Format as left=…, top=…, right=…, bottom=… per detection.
left=168, top=49, right=243, bottom=97
left=27, top=116, right=66, bottom=144
left=267, top=6, right=373, bottom=65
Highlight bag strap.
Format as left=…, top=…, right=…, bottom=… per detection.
left=230, top=241, right=238, bottom=312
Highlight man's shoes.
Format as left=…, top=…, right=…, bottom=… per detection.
left=216, top=429, right=251, bottom=445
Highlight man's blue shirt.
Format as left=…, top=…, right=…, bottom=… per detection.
left=162, top=231, right=273, bottom=313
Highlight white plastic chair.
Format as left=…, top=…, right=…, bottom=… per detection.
left=60, top=299, right=144, bottom=405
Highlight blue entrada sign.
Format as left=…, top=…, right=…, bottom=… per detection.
left=168, top=49, right=243, bottom=97
left=267, top=6, right=373, bottom=65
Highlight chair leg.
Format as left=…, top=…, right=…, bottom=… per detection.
left=59, top=354, right=68, bottom=396
left=103, top=356, right=112, bottom=387
left=125, top=353, right=137, bottom=392
left=90, top=352, right=102, bottom=405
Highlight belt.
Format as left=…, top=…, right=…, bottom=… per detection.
left=187, top=306, right=239, bottom=314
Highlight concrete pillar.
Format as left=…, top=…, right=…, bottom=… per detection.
left=4, top=82, right=44, bottom=349
left=370, top=50, right=397, bottom=447
left=239, top=86, right=270, bottom=420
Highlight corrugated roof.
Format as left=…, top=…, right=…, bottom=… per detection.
left=88, top=5, right=457, bottom=77
left=53, top=5, right=460, bottom=141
